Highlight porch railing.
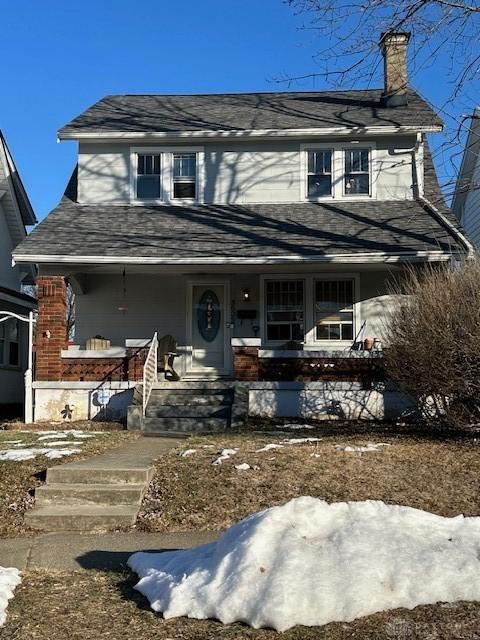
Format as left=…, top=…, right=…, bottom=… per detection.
left=142, top=332, right=158, bottom=417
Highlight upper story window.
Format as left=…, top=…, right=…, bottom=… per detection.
left=173, top=153, right=196, bottom=199
left=344, top=148, right=370, bottom=196
left=307, top=150, right=332, bottom=198
left=302, top=143, right=374, bottom=201
left=136, top=154, right=161, bottom=199
left=131, top=147, right=203, bottom=203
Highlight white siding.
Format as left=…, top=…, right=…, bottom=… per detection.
left=461, top=152, right=480, bottom=247
left=77, top=137, right=415, bottom=205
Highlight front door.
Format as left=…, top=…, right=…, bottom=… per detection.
left=189, top=283, right=229, bottom=375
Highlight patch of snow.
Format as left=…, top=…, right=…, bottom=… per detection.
left=129, top=497, right=480, bottom=632
left=281, top=423, right=315, bottom=430
left=310, top=453, right=321, bottom=458
left=0, top=447, right=82, bottom=462
left=212, top=448, right=238, bottom=465
left=37, top=430, right=94, bottom=441
left=234, top=463, right=251, bottom=471
left=13, top=444, right=27, bottom=448
left=0, top=567, right=21, bottom=627
left=335, top=443, right=391, bottom=453
left=281, top=437, right=322, bottom=445
left=180, top=449, right=197, bottom=458
left=255, top=443, right=284, bottom=453
left=42, top=440, right=84, bottom=447
left=2, top=441, right=22, bottom=445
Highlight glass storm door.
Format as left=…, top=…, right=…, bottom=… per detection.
left=191, top=284, right=227, bottom=374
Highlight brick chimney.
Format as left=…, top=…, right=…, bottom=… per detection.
left=380, top=31, right=410, bottom=107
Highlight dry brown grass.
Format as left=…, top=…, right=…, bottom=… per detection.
left=3, top=569, right=480, bottom=639
left=138, top=428, right=480, bottom=532
left=0, top=428, right=138, bottom=538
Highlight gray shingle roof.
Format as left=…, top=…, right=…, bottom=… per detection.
left=13, top=198, right=464, bottom=262
left=59, top=89, right=442, bottom=136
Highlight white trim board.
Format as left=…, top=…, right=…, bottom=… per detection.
left=58, top=125, right=443, bottom=141
left=13, top=250, right=457, bottom=265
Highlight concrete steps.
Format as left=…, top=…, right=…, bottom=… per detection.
left=139, top=384, right=235, bottom=435
left=25, top=505, right=139, bottom=532
left=26, top=438, right=180, bottom=533
left=35, top=483, right=145, bottom=506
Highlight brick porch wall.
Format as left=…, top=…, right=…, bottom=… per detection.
left=35, top=276, right=68, bottom=381
left=233, top=346, right=259, bottom=381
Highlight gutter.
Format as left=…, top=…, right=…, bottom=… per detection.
left=412, top=133, right=475, bottom=257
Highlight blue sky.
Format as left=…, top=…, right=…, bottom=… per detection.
left=0, top=0, right=471, bottom=221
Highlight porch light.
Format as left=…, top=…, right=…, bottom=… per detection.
left=242, top=289, right=250, bottom=302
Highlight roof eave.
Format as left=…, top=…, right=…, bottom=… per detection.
left=57, top=124, right=443, bottom=142
left=12, top=250, right=461, bottom=267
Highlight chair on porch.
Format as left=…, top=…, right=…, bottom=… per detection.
left=157, top=334, right=180, bottom=381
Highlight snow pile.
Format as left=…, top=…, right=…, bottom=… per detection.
left=335, top=443, right=390, bottom=453
left=129, top=497, right=480, bottom=632
left=180, top=449, right=197, bottom=458
left=255, top=443, right=284, bottom=453
left=0, top=447, right=82, bottom=462
left=281, top=423, right=315, bottom=430
left=234, top=463, right=251, bottom=471
left=212, top=449, right=238, bottom=465
left=0, top=567, right=21, bottom=627
left=281, top=437, right=322, bottom=445
left=37, top=430, right=94, bottom=441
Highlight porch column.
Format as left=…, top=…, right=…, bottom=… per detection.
left=35, top=276, right=68, bottom=381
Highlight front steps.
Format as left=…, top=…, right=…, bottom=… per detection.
left=129, top=381, right=246, bottom=436
left=25, top=438, right=179, bottom=532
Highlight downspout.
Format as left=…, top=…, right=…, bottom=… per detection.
left=411, top=132, right=475, bottom=258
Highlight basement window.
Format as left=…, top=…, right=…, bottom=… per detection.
left=136, top=154, right=161, bottom=199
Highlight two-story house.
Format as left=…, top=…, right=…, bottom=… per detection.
left=0, top=131, right=37, bottom=415
left=12, top=32, right=471, bottom=430
left=452, top=107, right=480, bottom=247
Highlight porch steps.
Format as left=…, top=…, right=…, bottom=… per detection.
left=25, top=437, right=180, bottom=532
left=135, top=383, right=236, bottom=435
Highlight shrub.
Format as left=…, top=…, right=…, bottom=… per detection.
left=384, top=260, right=480, bottom=427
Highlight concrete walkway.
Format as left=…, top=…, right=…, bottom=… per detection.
left=1, top=530, right=221, bottom=571
left=26, top=436, right=183, bottom=531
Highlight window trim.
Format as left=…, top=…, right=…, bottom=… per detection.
left=301, top=142, right=376, bottom=201
left=260, top=273, right=360, bottom=348
left=0, top=318, right=21, bottom=370
left=130, top=146, right=205, bottom=204
left=263, top=277, right=306, bottom=345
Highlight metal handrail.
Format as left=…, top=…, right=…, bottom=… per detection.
left=142, top=332, right=158, bottom=417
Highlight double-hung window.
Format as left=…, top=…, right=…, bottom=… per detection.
left=136, top=154, right=161, bottom=200
left=315, top=279, right=354, bottom=341
left=0, top=319, right=19, bottom=367
left=307, top=150, right=332, bottom=198
left=265, top=280, right=304, bottom=342
left=344, top=148, right=370, bottom=195
left=173, top=153, right=196, bottom=199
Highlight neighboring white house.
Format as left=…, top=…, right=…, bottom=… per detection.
left=452, top=107, right=480, bottom=247
left=0, top=131, right=37, bottom=413
left=12, top=32, right=473, bottom=428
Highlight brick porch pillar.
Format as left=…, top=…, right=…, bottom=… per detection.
left=35, top=276, right=68, bottom=381
left=233, top=346, right=259, bottom=381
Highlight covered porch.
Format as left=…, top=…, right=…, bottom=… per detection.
left=31, top=261, right=407, bottom=423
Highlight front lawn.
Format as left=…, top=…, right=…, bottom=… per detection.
left=0, top=424, right=138, bottom=538
left=2, top=569, right=480, bottom=639
left=138, top=426, right=480, bottom=532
